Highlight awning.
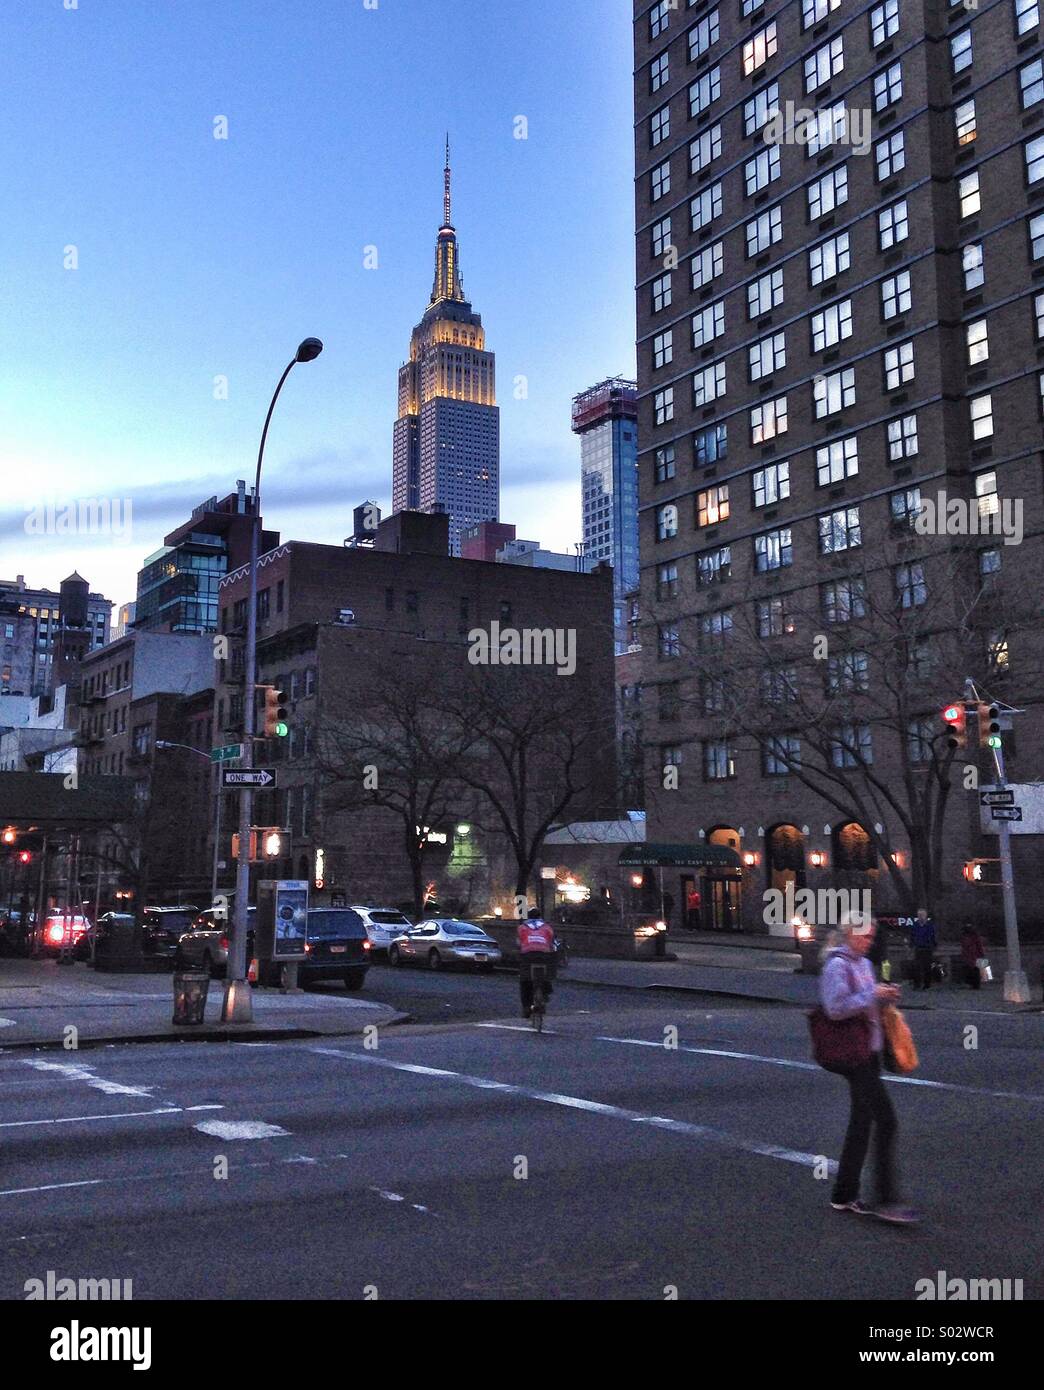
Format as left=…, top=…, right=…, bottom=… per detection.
left=618, top=842, right=742, bottom=871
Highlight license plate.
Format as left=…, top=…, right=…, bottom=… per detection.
left=474, top=954, right=487, bottom=962
left=329, top=945, right=346, bottom=953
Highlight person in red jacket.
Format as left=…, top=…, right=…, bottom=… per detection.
left=518, top=910, right=557, bottom=1018
left=960, top=924, right=987, bottom=990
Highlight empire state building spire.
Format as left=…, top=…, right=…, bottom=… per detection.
left=431, top=137, right=464, bottom=307
left=443, top=133, right=452, bottom=227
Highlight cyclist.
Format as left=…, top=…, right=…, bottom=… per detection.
left=518, top=909, right=557, bottom=1018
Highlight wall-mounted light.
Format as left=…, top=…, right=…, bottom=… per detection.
left=809, top=850, right=826, bottom=868
left=890, top=851, right=905, bottom=869
left=743, top=851, right=758, bottom=867
left=630, top=872, right=644, bottom=888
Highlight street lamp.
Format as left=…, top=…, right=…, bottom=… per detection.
left=223, top=338, right=323, bottom=1023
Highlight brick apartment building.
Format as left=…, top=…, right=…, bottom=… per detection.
left=213, top=511, right=618, bottom=914
left=634, top=0, right=1044, bottom=934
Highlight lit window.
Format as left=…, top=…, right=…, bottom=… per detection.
left=966, top=319, right=989, bottom=366
left=818, top=506, right=862, bottom=553
left=750, top=394, right=788, bottom=444
left=743, top=23, right=777, bottom=77
left=975, top=470, right=999, bottom=520
left=955, top=99, right=976, bottom=146
left=958, top=172, right=980, bottom=217
left=962, top=243, right=983, bottom=290
left=970, top=393, right=993, bottom=440
left=696, top=485, right=730, bottom=527
left=951, top=29, right=972, bottom=74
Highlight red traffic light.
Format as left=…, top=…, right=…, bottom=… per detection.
left=941, top=703, right=967, bottom=750
left=17, top=850, right=31, bottom=864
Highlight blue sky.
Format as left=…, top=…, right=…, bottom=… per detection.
left=0, top=0, right=635, bottom=607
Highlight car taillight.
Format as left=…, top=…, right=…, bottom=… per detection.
left=219, top=936, right=229, bottom=951
left=304, top=942, right=311, bottom=953
left=46, top=924, right=65, bottom=944
left=362, top=940, right=371, bottom=951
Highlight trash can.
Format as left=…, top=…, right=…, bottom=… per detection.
left=172, top=969, right=210, bottom=1026
left=798, top=939, right=821, bottom=975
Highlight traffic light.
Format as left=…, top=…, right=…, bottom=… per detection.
left=941, top=703, right=967, bottom=749
left=262, top=685, right=289, bottom=738
left=17, top=850, right=31, bottom=865
left=978, top=702, right=1002, bottom=749
left=1, top=828, right=15, bottom=845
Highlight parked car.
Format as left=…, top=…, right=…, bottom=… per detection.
left=387, top=918, right=502, bottom=972
left=75, top=910, right=136, bottom=961
left=299, top=907, right=371, bottom=989
left=141, top=906, right=199, bottom=964
left=349, top=905, right=413, bottom=957
left=176, top=906, right=256, bottom=977
left=38, top=912, right=91, bottom=959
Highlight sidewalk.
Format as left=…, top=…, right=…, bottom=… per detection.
left=563, top=943, right=1043, bottom=1014
left=0, top=957, right=408, bottom=1050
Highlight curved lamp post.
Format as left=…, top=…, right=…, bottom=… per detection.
left=223, top=338, right=323, bottom=1022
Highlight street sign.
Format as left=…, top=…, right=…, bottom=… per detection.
left=990, top=806, right=1022, bottom=821
left=222, top=768, right=276, bottom=789
left=210, top=743, right=243, bottom=763
left=980, top=789, right=1015, bottom=807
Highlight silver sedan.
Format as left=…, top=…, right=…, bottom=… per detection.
left=387, top=919, right=502, bottom=972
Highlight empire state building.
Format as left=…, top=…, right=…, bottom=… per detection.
left=392, top=141, right=499, bottom=555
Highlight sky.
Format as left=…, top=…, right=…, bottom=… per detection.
left=0, top=0, right=636, bottom=609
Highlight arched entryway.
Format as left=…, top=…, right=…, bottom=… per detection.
left=831, top=821, right=878, bottom=890
left=766, top=824, right=806, bottom=896
left=702, top=826, right=742, bottom=931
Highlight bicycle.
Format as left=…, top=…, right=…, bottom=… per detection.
left=529, top=961, right=550, bottom=1032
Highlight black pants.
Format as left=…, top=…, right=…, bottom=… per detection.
left=964, top=962, right=982, bottom=990
left=913, top=947, right=934, bottom=990
left=833, top=1053, right=898, bottom=1207
left=519, top=956, right=555, bottom=1012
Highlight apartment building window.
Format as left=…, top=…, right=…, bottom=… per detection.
left=752, top=460, right=790, bottom=507
left=819, top=505, right=862, bottom=553
left=704, top=739, right=736, bottom=781
left=691, top=183, right=724, bottom=232
left=811, top=299, right=853, bottom=351
left=886, top=413, right=918, bottom=460
left=750, top=331, right=786, bottom=381
left=906, top=717, right=935, bottom=765
left=832, top=724, right=873, bottom=768
left=755, top=527, right=793, bottom=572
left=657, top=503, right=679, bottom=540
left=657, top=563, right=679, bottom=600
left=955, top=99, right=977, bottom=147
left=757, top=595, right=794, bottom=636
left=650, top=0, right=669, bottom=39
left=743, top=23, right=777, bottom=78
left=975, top=470, right=999, bottom=520
left=870, top=0, right=900, bottom=46
left=650, top=50, right=669, bottom=93
left=808, top=165, right=848, bottom=220
left=884, top=341, right=915, bottom=391
left=694, top=422, right=728, bottom=464
left=658, top=682, right=681, bottom=724
left=896, top=562, right=927, bottom=608
left=689, top=68, right=721, bottom=118
left=1026, top=134, right=1044, bottom=184
left=987, top=630, right=1011, bottom=674
left=828, top=650, right=870, bottom=693
left=966, top=319, right=989, bottom=365
left=654, top=444, right=676, bottom=483
left=658, top=625, right=681, bottom=660
left=702, top=677, right=726, bottom=713
left=746, top=205, right=783, bottom=256
left=692, top=241, right=724, bottom=289
left=814, top=366, right=856, bottom=417
left=132, top=723, right=151, bottom=757
left=750, top=394, right=788, bottom=444
left=958, top=172, right=980, bottom=217
left=805, top=37, right=844, bottom=93
left=970, top=393, right=994, bottom=439
left=1035, top=293, right=1044, bottom=339
left=806, top=103, right=847, bottom=158
left=653, top=330, right=674, bottom=369
left=874, top=63, right=903, bottom=112
left=803, top=0, right=841, bottom=24
left=761, top=665, right=798, bottom=704
left=688, top=8, right=720, bottom=59
left=1017, top=0, right=1040, bottom=34
left=763, top=735, right=800, bottom=776
left=693, top=360, right=727, bottom=404
left=979, top=547, right=1001, bottom=578
left=700, top=610, right=733, bottom=647
left=651, top=215, right=672, bottom=259
left=890, top=486, right=922, bottom=530
left=748, top=268, right=783, bottom=318
left=816, top=435, right=858, bottom=485
left=651, top=160, right=671, bottom=202
left=690, top=125, right=723, bottom=174
left=951, top=29, right=972, bottom=74
left=822, top=577, right=867, bottom=623
left=697, top=545, right=731, bottom=585
left=742, top=0, right=765, bottom=14
left=875, top=130, right=905, bottom=182
left=692, top=301, right=725, bottom=347
left=651, top=104, right=670, bottom=148
left=809, top=231, right=850, bottom=285
left=962, top=243, right=984, bottom=290
left=881, top=271, right=911, bottom=320
left=697, top=484, right=730, bottom=527
left=1021, top=59, right=1044, bottom=109
left=878, top=199, right=909, bottom=249
left=745, top=146, right=780, bottom=197
left=652, top=273, right=672, bottom=312
left=744, top=82, right=779, bottom=135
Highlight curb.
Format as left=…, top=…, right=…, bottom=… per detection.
left=0, top=1010, right=412, bottom=1053
left=562, top=975, right=801, bottom=1007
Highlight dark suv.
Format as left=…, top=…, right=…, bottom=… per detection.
left=301, top=908, right=371, bottom=989
left=142, top=906, right=199, bottom=964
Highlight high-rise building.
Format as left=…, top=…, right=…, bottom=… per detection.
left=634, top=0, right=1044, bottom=933
left=134, top=485, right=277, bottom=634
left=572, top=377, right=639, bottom=651
left=0, top=573, right=112, bottom=697
left=392, top=140, right=499, bottom=556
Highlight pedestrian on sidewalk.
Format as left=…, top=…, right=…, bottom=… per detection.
left=820, top=911, right=920, bottom=1225
left=960, top=924, right=987, bottom=990
left=910, top=908, right=937, bottom=990
left=866, top=918, right=890, bottom=981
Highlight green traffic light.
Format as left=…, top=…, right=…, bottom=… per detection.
left=275, top=721, right=289, bottom=738
left=987, top=734, right=1001, bottom=748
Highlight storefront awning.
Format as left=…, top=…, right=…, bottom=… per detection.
left=618, top=842, right=741, bottom=870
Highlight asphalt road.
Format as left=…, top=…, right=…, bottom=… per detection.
left=1, top=966, right=1041, bottom=1301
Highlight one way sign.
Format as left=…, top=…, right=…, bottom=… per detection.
left=222, top=768, right=276, bottom=789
